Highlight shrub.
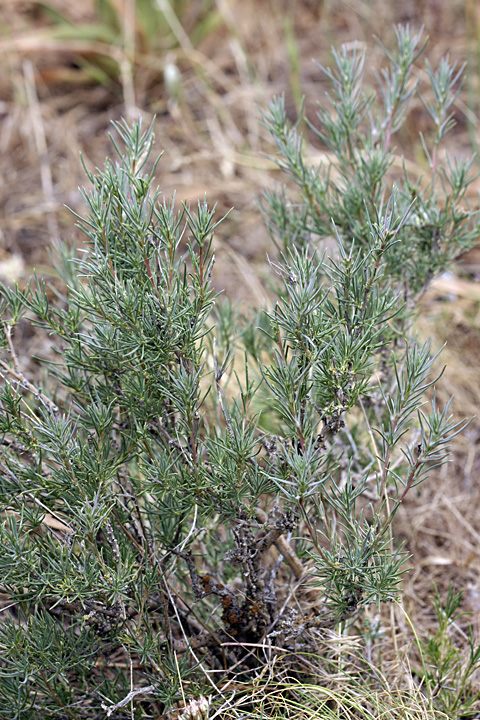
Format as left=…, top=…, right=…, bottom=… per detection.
left=0, top=25, right=478, bottom=719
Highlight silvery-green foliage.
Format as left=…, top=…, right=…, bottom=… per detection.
left=0, top=26, right=476, bottom=718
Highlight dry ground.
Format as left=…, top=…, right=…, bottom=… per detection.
left=2, top=0, right=480, bottom=695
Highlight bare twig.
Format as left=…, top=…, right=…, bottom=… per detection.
left=0, top=358, right=58, bottom=413
left=254, top=507, right=304, bottom=580
left=3, top=323, right=19, bottom=373
left=101, top=685, right=158, bottom=717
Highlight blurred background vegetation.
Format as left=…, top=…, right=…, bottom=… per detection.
left=1, top=0, right=480, bottom=707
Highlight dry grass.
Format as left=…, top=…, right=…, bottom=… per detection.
left=1, top=0, right=480, bottom=712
